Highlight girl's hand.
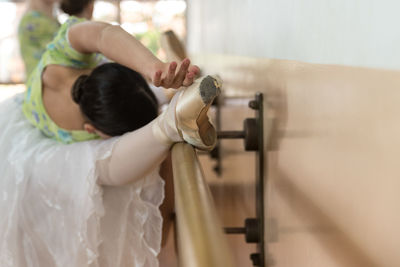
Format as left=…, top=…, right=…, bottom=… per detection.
left=152, top=58, right=200, bottom=89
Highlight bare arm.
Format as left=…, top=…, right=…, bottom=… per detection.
left=68, top=21, right=199, bottom=88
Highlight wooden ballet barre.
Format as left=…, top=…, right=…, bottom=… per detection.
left=171, top=143, right=236, bottom=267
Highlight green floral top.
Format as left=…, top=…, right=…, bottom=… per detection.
left=18, top=10, right=60, bottom=78
left=22, top=16, right=106, bottom=144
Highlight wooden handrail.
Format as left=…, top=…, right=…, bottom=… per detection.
left=171, top=143, right=235, bottom=267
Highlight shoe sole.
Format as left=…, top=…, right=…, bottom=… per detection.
left=196, top=76, right=221, bottom=147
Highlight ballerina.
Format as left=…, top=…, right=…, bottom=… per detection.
left=1, top=8, right=221, bottom=267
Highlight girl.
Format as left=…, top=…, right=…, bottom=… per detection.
left=18, top=0, right=60, bottom=77
left=1, top=5, right=220, bottom=267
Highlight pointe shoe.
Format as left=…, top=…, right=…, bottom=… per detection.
left=175, top=75, right=221, bottom=150
left=152, top=75, right=221, bottom=150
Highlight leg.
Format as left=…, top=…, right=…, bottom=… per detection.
left=97, top=75, right=221, bottom=186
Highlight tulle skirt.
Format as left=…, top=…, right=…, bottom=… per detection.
left=0, top=94, right=164, bottom=267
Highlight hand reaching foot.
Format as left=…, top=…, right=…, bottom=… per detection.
left=152, top=58, right=200, bottom=89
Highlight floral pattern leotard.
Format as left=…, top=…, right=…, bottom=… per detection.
left=22, top=16, right=107, bottom=144
left=18, top=10, right=60, bottom=78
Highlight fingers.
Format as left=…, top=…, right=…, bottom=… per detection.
left=188, top=65, right=200, bottom=77
left=181, top=62, right=199, bottom=87
left=154, top=59, right=200, bottom=89
left=163, top=62, right=177, bottom=86
left=172, top=58, right=190, bottom=88
left=153, top=70, right=162, bottom=87
left=182, top=71, right=195, bottom=87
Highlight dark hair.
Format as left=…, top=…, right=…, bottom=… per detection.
left=60, top=0, right=93, bottom=16
left=72, top=63, right=159, bottom=136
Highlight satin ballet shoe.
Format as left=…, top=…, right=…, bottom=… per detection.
left=175, top=75, right=221, bottom=150
left=152, top=75, right=221, bottom=151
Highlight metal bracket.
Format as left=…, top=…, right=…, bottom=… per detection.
left=215, top=93, right=267, bottom=266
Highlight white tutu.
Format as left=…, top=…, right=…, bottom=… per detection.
left=0, top=94, right=164, bottom=267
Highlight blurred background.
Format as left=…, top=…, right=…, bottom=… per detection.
left=0, top=0, right=186, bottom=84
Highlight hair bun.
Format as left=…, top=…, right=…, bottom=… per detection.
left=60, top=0, right=92, bottom=16
left=72, top=75, right=88, bottom=104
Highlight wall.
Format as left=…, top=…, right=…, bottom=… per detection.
left=187, top=1, right=400, bottom=265
left=187, top=0, right=400, bottom=70
left=194, top=53, right=400, bottom=267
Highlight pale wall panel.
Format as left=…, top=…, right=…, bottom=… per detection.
left=193, top=53, right=400, bottom=267
left=187, top=0, right=400, bottom=69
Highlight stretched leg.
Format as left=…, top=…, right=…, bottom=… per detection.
left=96, top=120, right=171, bottom=186
left=97, top=75, right=221, bottom=186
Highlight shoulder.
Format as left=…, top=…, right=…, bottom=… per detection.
left=61, top=16, right=87, bottom=33
left=42, top=64, right=80, bottom=94
left=18, top=11, right=60, bottom=35
left=42, top=65, right=64, bottom=92
left=50, top=16, right=88, bottom=54
left=49, top=16, right=85, bottom=43
left=19, top=10, right=38, bottom=22
left=18, top=11, right=37, bottom=32
left=19, top=10, right=58, bottom=26
left=42, top=65, right=90, bottom=93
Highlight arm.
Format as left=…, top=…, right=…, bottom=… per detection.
left=68, top=21, right=199, bottom=88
